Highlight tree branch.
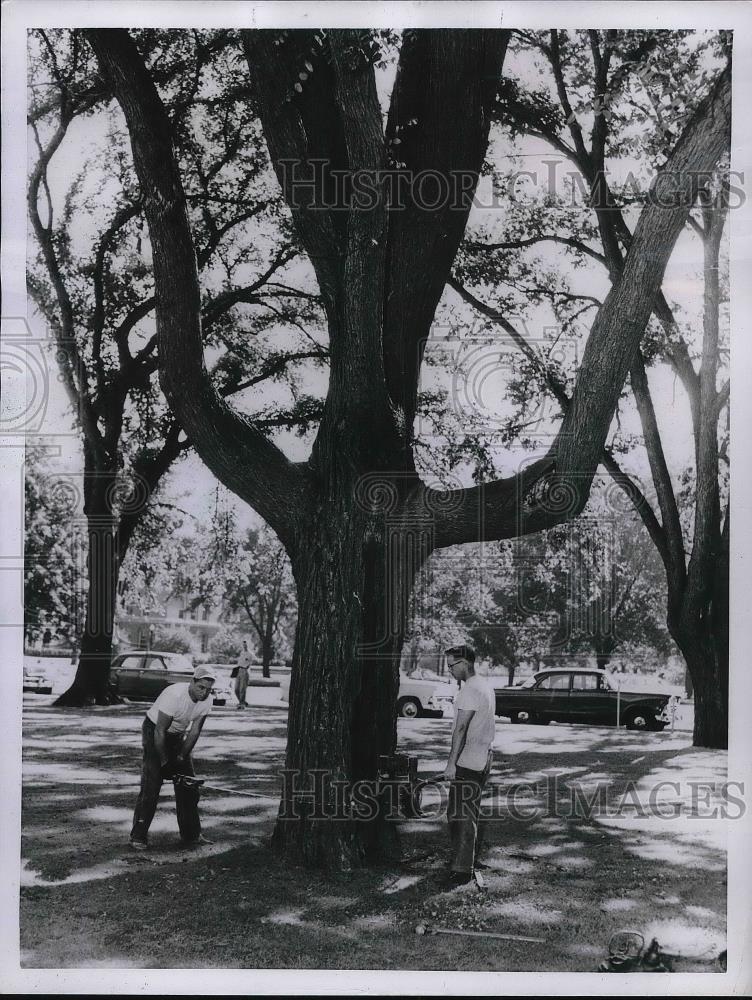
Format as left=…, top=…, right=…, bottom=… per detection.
left=382, top=29, right=510, bottom=432
left=27, top=117, right=106, bottom=461
left=630, top=354, right=687, bottom=588
left=449, top=276, right=667, bottom=557
left=86, top=28, right=307, bottom=553
left=430, top=64, right=731, bottom=547
left=466, top=235, right=606, bottom=267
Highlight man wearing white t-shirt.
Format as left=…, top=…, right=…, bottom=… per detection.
left=441, top=644, right=495, bottom=887
left=129, top=665, right=215, bottom=849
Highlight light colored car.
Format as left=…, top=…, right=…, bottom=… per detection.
left=23, top=661, right=53, bottom=695
left=109, top=651, right=233, bottom=706
left=397, top=672, right=455, bottom=718
left=278, top=671, right=454, bottom=719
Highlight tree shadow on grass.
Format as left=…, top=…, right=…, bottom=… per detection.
left=20, top=703, right=727, bottom=971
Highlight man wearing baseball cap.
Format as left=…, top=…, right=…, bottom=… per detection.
left=129, top=665, right=216, bottom=850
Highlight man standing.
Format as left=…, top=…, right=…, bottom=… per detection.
left=129, top=665, right=215, bottom=849
left=235, top=639, right=252, bottom=709
left=441, top=644, right=496, bottom=887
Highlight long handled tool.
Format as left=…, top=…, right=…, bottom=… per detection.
left=172, top=774, right=275, bottom=800
left=415, top=923, right=546, bottom=944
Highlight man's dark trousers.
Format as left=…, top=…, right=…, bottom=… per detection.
left=447, top=756, right=491, bottom=874
left=130, top=718, right=201, bottom=844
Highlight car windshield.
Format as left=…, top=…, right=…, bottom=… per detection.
left=519, top=676, right=538, bottom=688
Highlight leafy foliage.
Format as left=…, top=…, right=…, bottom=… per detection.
left=24, top=446, right=87, bottom=644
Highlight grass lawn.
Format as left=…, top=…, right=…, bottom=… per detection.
left=20, top=697, right=728, bottom=972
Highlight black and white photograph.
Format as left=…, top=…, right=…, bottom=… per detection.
left=1, top=1, right=751, bottom=994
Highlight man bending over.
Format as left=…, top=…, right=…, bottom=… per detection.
left=129, top=665, right=215, bottom=849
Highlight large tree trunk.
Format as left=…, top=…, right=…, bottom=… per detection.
left=669, top=536, right=728, bottom=750
left=54, top=461, right=120, bottom=706
left=677, top=633, right=728, bottom=750
left=272, top=484, right=427, bottom=868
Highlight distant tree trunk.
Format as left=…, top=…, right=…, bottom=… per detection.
left=593, top=632, right=616, bottom=670
left=507, top=662, right=516, bottom=686
left=406, top=635, right=420, bottom=675
left=684, top=666, right=694, bottom=699
left=54, top=456, right=119, bottom=706
left=261, top=617, right=274, bottom=679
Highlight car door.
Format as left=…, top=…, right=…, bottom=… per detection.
left=112, top=654, right=145, bottom=697
left=141, top=655, right=171, bottom=699
left=569, top=672, right=612, bottom=722
left=532, top=672, right=571, bottom=719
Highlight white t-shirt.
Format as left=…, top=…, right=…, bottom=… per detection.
left=454, top=673, right=496, bottom=771
left=146, top=683, right=212, bottom=734
left=238, top=650, right=253, bottom=671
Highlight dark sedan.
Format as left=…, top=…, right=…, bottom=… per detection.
left=494, top=668, right=671, bottom=731
left=109, top=651, right=231, bottom=706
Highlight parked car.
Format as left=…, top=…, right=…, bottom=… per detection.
left=23, top=662, right=53, bottom=695
left=278, top=671, right=454, bottom=719
left=493, top=668, right=670, bottom=731
left=109, top=651, right=232, bottom=706
left=397, top=672, right=455, bottom=718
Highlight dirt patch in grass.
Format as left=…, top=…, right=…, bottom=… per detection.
left=20, top=703, right=727, bottom=971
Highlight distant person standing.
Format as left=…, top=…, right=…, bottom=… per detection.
left=441, top=644, right=496, bottom=887
left=129, top=665, right=215, bottom=849
left=235, top=640, right=252, bottom=709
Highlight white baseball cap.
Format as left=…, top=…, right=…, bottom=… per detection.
left=193, top=665, right=216, bottom=682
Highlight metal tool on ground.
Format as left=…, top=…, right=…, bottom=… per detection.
left=599, top=929, right=727, bottom=972
left=415, top=924, right=546, bottom=944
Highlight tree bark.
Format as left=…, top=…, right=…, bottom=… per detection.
left=54, top=454, right=119, bottom=706
left=271, top=487, right=424, bottom=867
left=674, top=628, right=727, bottom=749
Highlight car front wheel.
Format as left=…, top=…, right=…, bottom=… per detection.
left=511, top=709, right=534, bottom=724
left=397, top=697, right=421, bottom=719
left=625, top=709, right=657, bottom=731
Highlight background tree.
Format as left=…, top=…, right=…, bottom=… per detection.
left=207, top=627, right=245, bottom=663
left=83, top=26, right=729, bottom=870
left=409, top=492, right=674, bottom=682
left=24, top=444, right=86, bottom=647
left=449, top=29, right=730, bottom=745
left=224, top=525, right=295, bottom=677
left=148, top=626, right=198, bottom=655
left=27, top=29, right=326, bottom=705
